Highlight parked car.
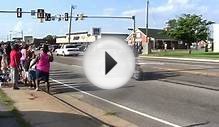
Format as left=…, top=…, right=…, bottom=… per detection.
left=55, top=44, right=80, bottom=56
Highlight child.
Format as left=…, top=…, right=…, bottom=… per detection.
left=28, top=53, right=37, bottom=89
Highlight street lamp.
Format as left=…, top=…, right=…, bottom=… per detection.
left=68, top=5, right=77, bottom=43
left=9, top=31, right=13, bottom=41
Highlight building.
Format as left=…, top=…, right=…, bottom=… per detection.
left=213, top=24, right=219, bottom=52
left=56, top=31, right=129, bottom=45
left=32, top=38, right=46, bottom=47
left=24, top=36, right=33, bottom=44
left=126, top=28, right=183, bottom=50
left=56, top=36, right=68, bottom=44
left=101, top=33, right=129, bottom=40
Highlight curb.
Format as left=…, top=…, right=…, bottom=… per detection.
left=159, top=79, right=219, bottom=91
left=51, top=93, right=138, bottom=127
left=139, top=56, right=219, bottom=63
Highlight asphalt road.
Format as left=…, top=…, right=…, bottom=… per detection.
left=48, top=55, right=219, bottom=127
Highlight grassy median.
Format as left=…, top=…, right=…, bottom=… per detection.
left=0, top=89, right=31, bottom=127
left=147, top=50, right=219, bottom=59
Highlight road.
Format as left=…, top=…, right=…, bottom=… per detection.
left=48, top=55, right=219, bottom=127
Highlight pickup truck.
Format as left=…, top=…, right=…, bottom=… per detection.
left=55, top=44, right=80, bottom=56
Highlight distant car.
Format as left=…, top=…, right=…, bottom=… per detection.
left=35, top=46, right=42, bottom=51
left=49, top=45, right=60, bottom=52
left=55, top=44, right=80, bottom=56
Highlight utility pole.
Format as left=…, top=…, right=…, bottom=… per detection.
left=68, top=5, right=76, bottom=43
left=146, top=0, right=149, bottom=36
left=21, top=30, right=23, bottom=41
left=144, top=0, right=150, bottom=54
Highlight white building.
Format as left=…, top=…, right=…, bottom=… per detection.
left=56, top=32, right=97, bottom=44
left=56, top=31, right=128, bottom=45
left=213, top=24, right=219, bottom=52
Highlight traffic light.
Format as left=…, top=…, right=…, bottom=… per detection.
left=37, top=9, right=45, bottom=18
left=45, top=13, right=51, bottom=21
left=17, top=8, right=22, bottom=18
left=64, top=13, right=69, bottom=21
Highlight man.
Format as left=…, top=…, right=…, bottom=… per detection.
left=10, top=44, right=20, bottom=90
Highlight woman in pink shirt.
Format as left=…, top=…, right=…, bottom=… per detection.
left=30, top=44, right=53, bottom=92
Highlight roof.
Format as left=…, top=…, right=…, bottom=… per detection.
left=56, top=36, right=66, bottom=38
left=66, top=32, right=88, bottom=35
left=138, top=28, right=172, bottom=40
left=101, top=33, right=129, bottom=40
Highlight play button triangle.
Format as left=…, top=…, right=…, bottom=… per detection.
left=105, top=51, right=117, bottom=75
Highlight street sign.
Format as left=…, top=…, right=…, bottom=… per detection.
left=92, top=28, right=101, bottom=36
left=37, top=9, right=45, bottom=18
left=31, top=10, right=35, bottom=16
left=79, top=14, right=84, bottom=20
left=17, top=8, right=22, bottom=18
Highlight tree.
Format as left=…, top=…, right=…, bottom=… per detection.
left=165, top=14, right=214, bottom=54
left=43, top=35, right=56, bottom=44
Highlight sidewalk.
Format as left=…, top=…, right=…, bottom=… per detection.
left=1, top=87, right=108, bottom=127
left=140, top=56, right=219, bottom=62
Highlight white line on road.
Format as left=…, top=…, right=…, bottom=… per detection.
left=137, top=62, right=165, bottom=65
left=50, top=78, right=182, bottom=127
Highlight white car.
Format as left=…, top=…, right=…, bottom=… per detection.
left=55, top=44, right=80, bottom=56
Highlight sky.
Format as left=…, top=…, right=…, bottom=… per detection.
left=0, top=0, right=218, bottom=41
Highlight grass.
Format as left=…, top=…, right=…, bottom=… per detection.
left=0, top=89, right=14, bottom=109
left=147, top=50, right=219, bottom=59
left=104, top=111, right=118, bottom=116
left=0, top=89, right=31, bottom=127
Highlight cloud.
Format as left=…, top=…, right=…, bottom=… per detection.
left=122, top=9, right=144, bottom=16
left=119, top=0, right=211, bottom=29
left=121, top=0, right=191, bottom=16
left=150, top=0, right=208, bottom=15
left=103, top=8, right=116, bottom=16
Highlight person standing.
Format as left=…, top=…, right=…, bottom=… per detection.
left=5, top=43, right=11, bottom=66
left=10, top=44, right=20, bottom=90
left=20, top=44, right=28, bottom=71
left=32, top=45, right=53, bottom=92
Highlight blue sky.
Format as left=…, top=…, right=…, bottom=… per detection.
left=0, top=0, right=218, bottom=41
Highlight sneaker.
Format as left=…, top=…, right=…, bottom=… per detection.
left=35, top=88, right=40, bottom=91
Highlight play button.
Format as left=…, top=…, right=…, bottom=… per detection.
left=83, top=37, right=135, bottom=89
left=105, top=52, right=117, bottom=75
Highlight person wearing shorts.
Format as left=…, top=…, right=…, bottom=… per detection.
left=33, top=45, right=53, bottom=92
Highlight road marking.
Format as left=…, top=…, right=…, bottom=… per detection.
left=50, top=78, right=182, bottom=127
left=155, top=66, right=219, bottom=77
left=137, top=62, right=165, bottom=65
left=71, top=64, right=82, bottom=68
